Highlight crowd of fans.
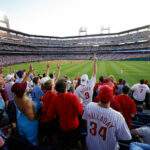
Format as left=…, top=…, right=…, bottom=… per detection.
left=0, top=30, right=150, bottom=46
left=0, top=53, right=150, bottom=66
left=0, top=56, right=150, bottom=150
left=0, top=28, right=150, bottom=59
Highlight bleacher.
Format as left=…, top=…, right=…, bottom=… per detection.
left=0, top=25, right=150, bottom=66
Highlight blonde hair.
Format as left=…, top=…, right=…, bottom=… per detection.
left=44, top=79, right=54, bottom=90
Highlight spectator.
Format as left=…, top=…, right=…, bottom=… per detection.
left=93, top=76, right=104, bottom=99
left=114, top=86, right=137, bottom=128
left=131, top=127, right=150, bottom=144
left=0, top=95, right=9, bottom=128
left=15, top=70, right=24, bottom=83
left=0, top=80, right=9, bottom=109
left=82, top=85, right=132, bottom=150
left=31, top=77, right=43, bottom=106
left=64, top=76, right=72, bottom=92
left=131, top=79, right=150, bottom=109
left=118, top=80, right=129, bottom=94
left=47, top=79, right=83, bottom=150
left=39, top=79, right=58, bottom=147
left=94, top=85, right=122, bottom=112
left=5, top=74, right=16, bottom=123
left=11, top=65, right=39, bottom=146
left=75, top=56, right=97, bottom=110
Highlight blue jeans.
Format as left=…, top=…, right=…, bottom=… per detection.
left=130, top=142, right=150, bottom=150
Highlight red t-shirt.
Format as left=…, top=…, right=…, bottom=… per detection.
left=114, top=95, right=137, bottom=128
left=40, top=91, right=56, bottom=123
left=47, top=92, right=83, bottom=132
left=94, top=82, right=103, bottom=91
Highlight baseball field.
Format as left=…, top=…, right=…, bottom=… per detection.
left=2, top=60, right=150, bottom=86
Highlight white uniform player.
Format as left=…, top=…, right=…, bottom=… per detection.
left=83, top=102, right=131, bottom=150
left=131, top=82, right=150, bottom=102
left=75, top=56, right=97, bottom=110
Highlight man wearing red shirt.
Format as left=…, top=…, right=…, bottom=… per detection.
left=114, top=86, right=137, bottom=128
left=94, top=85, right=122, bottom=113
left=40, top=80, right=56, bottom=123
left=47, top=79, right=83, bottom=150
left=39, top=79, right=58, bottom=147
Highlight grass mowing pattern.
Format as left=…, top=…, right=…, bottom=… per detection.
left=2, top=60, right=150, bottom=86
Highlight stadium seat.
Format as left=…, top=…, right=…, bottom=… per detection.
left=131, top=120, right=145, bottom=129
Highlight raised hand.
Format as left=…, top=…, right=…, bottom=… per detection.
left=47, top=63, right=50, bottom=69
left=57, top=63, right=60, bottom=70
left=29, top=64, right=34, bottom=73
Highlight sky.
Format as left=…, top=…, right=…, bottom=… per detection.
left=0, top=0, right=150, bottom=37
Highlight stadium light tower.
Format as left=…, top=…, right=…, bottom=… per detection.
left=0, top=11, right=10, bottom=28
left=100, top=26, right=110, bottom=34
left=79, top=27, right=87, bottom=36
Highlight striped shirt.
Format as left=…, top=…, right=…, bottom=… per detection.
left=83, top=102, right=131, bottom=150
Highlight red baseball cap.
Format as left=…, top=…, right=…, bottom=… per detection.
left=11, top=82, right=27, bottom=98
left=23, top=69, right=26, bottom=72
left=98, top=85, right=113, bottom=103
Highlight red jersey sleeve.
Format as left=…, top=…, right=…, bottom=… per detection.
left=72, top=94, right=83, bottom=116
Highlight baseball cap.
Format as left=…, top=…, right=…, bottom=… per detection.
left=81, top=74, right=89, bottom=86
left=98, top=85, right=113, bottom=103
left=6, top=74, right=14, bottom=81
left=11, top=82, right=27, bottom=98
left=17, top=70, right=23, bottom=78
left=23, top=69, right=26, bottom=73
left=144, top=80, right=148, bottom=84
left=41, top=77, right=50, bottom=84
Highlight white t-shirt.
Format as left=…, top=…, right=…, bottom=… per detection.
left=75, top=77, right=96, bottom=110
left=136, top=127, right=150, bottom=144
left=131, top=83, right=150, bottom=101
left=82, top=102, right=131, bottom=150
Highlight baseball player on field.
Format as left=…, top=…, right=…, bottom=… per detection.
left=75, top=56, right=97, bottom=110
left=82, top=85, right=132, bottom=150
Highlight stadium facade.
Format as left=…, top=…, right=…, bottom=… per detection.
left=0, top=25, right=150, bottom=66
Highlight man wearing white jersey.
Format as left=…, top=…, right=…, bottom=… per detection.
left=83, top=85, right=131, bottom=150
left=75, top=56, right=97, bottom=110
left=131, top=79, right=150, bottom=108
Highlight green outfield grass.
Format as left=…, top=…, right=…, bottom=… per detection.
left=2, top=60, right=150, bottom=86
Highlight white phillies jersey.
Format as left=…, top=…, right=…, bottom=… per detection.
left=75, top=77, right=96, bottom=110
left=131, top=83, right=150, bottom=101
left=82, top=102, right=131, bottom=150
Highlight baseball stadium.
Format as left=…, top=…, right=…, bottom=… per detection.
left=1, top=24, right=150, bottom=86
left=0, top=3, right=150, bottom=150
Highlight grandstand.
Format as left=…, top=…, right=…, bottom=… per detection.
left=0, top=25, right=150, bottom=66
